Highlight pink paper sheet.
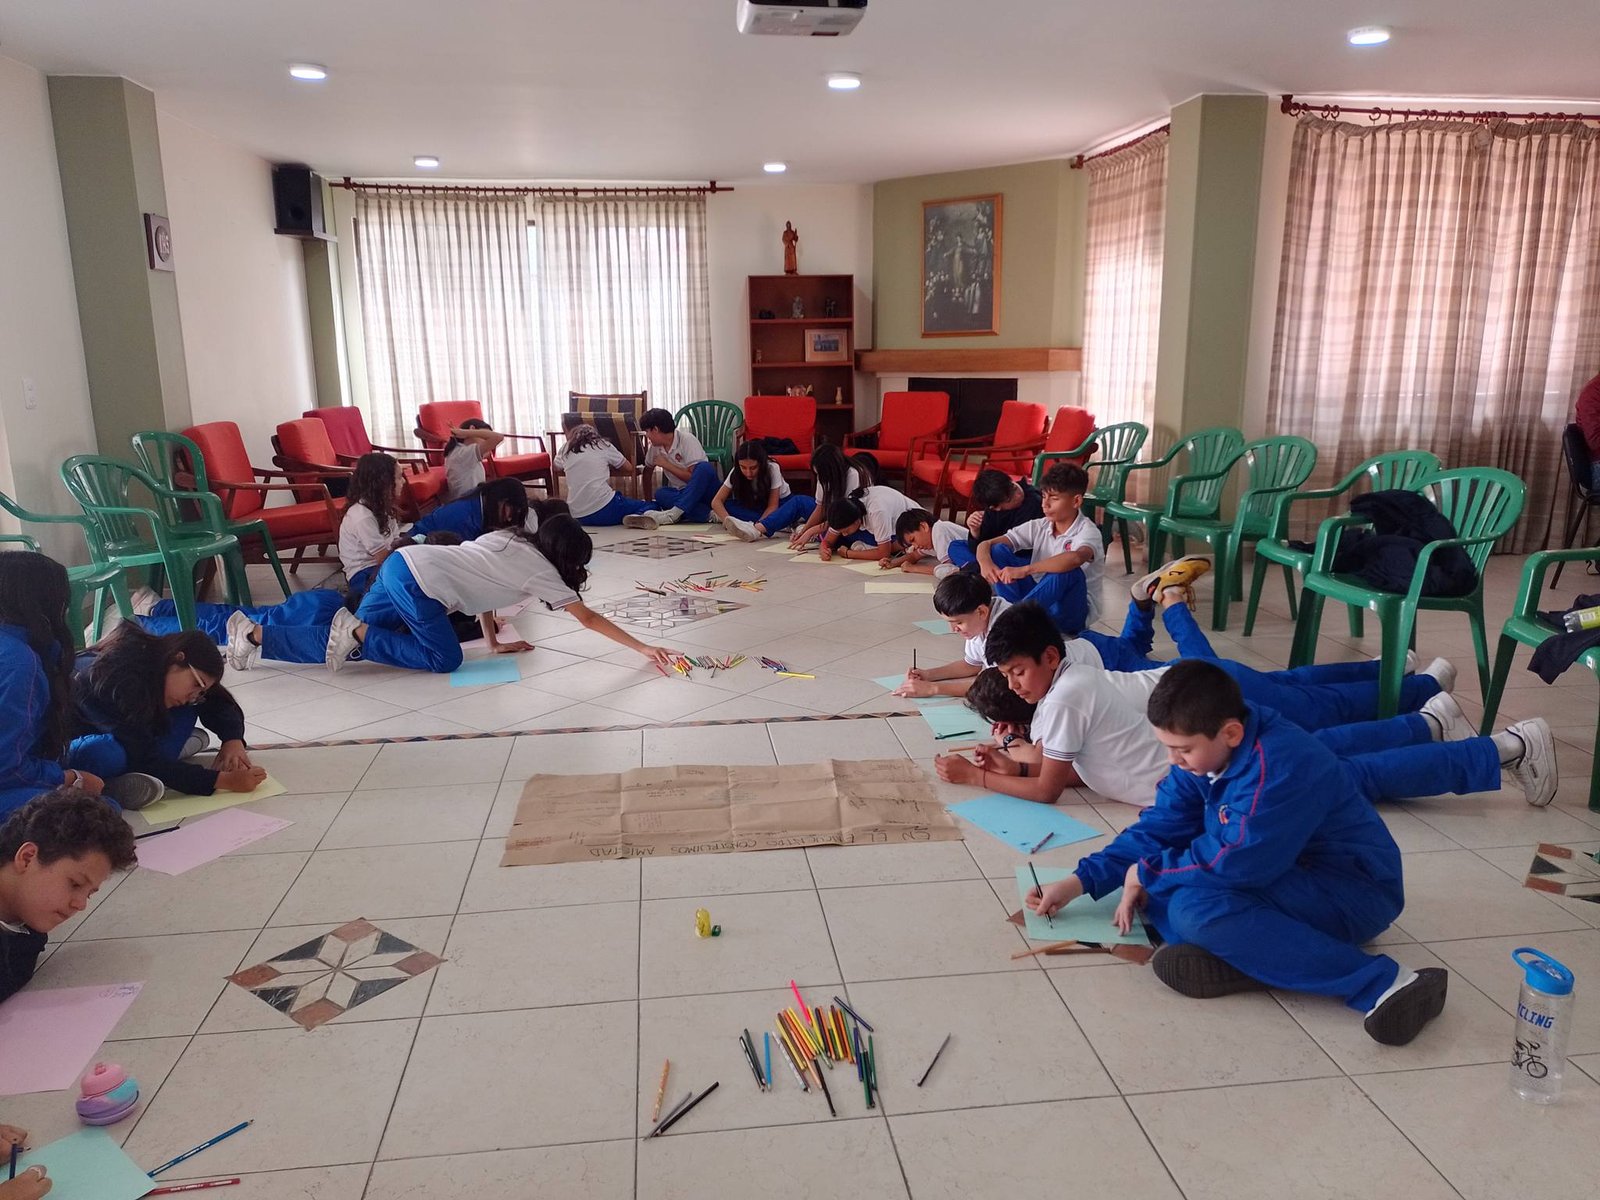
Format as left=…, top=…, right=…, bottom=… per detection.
left=0, top=982, right=143, bottom=1095
left=135, top=808, right=293, bottom=876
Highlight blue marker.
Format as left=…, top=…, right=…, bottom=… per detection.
left=763, top=1031, right=772, bottom=1090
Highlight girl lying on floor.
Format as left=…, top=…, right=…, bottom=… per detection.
left=224, top=515, right=675, bottom=676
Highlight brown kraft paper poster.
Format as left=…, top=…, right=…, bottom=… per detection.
left=500, top=759, right=961, bottom=866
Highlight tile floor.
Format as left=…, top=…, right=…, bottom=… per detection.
left=14, top=530, right=1600, bottom=1199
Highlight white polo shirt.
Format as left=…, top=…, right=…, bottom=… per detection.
left=338, top=501, right=402, bottom=579
left=815, top=467, right=862, bottom=506
left=1031, top=660, right=1172, bottom=806
left=725, top=461, right=791, bottom=501
left=859, top=485, right=919, bottom=543
left=398, top=528, right=581, bottom=616
left=961, top=596, right=1102, bottom=670
left=443, top=442, right=487, bottom=503
left=647, top=429, right=707, bottom=471
left=1005, top=513, right=1105, bottom=623
left=557, top=442, right=626, bottom=520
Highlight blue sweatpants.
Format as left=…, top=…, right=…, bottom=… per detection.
left=946, top=541, right=978, bottom=572
left=68, top=707, right=197, bottom=780
left=990, top=544, right=1089, bottom=634
left=139, top=592, right=346, bottom=647
left=654, top=462, right=721, bottom=523
left=410, top=495, right=485, bottom=542
left=1077, top=603, right=1160, bottom=672
left=354, top=555, right=464, bottom=673
left=580, top=492, right=659, bottom=527
left=725, top=494, right=817, bottom=536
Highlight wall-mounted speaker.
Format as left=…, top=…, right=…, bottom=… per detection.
left=272, top=164, right=330, bottom=240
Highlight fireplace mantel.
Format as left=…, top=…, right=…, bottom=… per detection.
left=855, top=347, right=1082, bottom=374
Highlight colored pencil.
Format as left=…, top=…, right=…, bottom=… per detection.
left=833, top=995, right=874, bottom=1032
left=837, top=1009, right=851, bottom=1063
left=651, top=1059, right=671, bottom=1120
left=738, top=1034, right=764, bottom=1091
left=648, top=1081, right=720, bottom=1137
left=148, top=1183, right=242, bottom=1196
left=1029, top=861, right=1052, bottom=927
left=744, top=1027, right=767, bottom=1090
left=648, top=1090, right=694, bottom=1136
left=853, top=1023, right=865, bottom=1082
left=862, top=1045, right=872, bottom=1109
left=764, top=1032, right=772, bottom=1091
left=8, top=1143, right=16, bottom=1181
left=815, top=1059, right=836, bottom=1117
left=148, top=1120, right=254, bottom=1177
left=775, top=1030, right=809, bottom=1091
left=1028, top=831, right=1055, bottom=854
left=867, top=1033, right=878, bottom=1103
left=789, top=980, right=812, bottom=1025
left=933, top=730, right=970, bottom=740
left=776, top=671, right=815, bottom=679
left=916, top=1034, right=951, bottom=1087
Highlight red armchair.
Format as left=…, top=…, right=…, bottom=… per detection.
left=906, top=400, right=1050, bottom=518
left=742, top=395, right=816, bottom=478
left=273, top=418, right=352, bottom=504
left=845, top=391, right=950, bottom=487
left=415, top=401, right=553, bottom=492
left=300, top=407, right=445, bottom=513
left=182, top=421, right=346, bottom=570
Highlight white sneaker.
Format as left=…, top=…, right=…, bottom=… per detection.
left=726, top=517, right=760, bottom=542
left=1420, top=691, right=1473, bottom=742
left=1505, top=718, right=1558, bottom=807
left=653, top=507, right=684, bottom=527
left=131, top=587, right=162, bottom=617
left=224, top=611, right=261, bottom=671
left=622, top=512, right=660, bottom=530
left=1420, top=657, right=1457, bottom=694
left=324, top=607, right=362, bottom=673
left=1403, top=649, right=1420, bottom=674
left=104, top=772, right=165, bottom=811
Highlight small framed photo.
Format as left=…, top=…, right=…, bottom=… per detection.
left=803, top=328, right=850, bottom=364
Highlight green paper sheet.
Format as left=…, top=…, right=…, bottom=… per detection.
left=135, top=775, right=287, bottom=825
left=872, top=673, right=909, bottom=692
left=865, top=580, right=937, bottom=594
left=913, top=618, right=955, bottom=635
left=14, top=1128, right=153, bottom=1200
left=1013, top=865, right=1151, bottom=945
left=921, top=703, right=984, bottom=740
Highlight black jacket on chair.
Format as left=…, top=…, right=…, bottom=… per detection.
left=1329, top=490, right=1478, bottom=597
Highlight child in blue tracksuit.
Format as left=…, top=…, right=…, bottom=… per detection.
left=712, top=441, right=817, bottom=541
left=625, top=408, right=722, bottom=528
left=1028, top=659, right=1450, bottom=1047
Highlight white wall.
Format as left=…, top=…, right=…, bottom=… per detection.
left=157, top=109, right=316, bottom=458
left=0, top=55, right=100, bottom=561
left=704, top=183, right=874, bottom=420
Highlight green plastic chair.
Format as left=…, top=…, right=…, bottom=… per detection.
left=675, top=401, right=744, bottom=476
left=1481, top=546, right=1600, bottom=811
left=1102, top=426, right=1246, bottom=574
left=1156, top=436, right=1318, bottom=631
left=1288, top=466, right=1526, bottom=716
left=1036, top=421, right=1148, bottom=527
left=1242, top=450, right=1441, bottom=638
left=131, top=429, right=291, bottom=599
left=0, top=490, right=132, bottom=648
left=61, top=456, right=251, bottom=631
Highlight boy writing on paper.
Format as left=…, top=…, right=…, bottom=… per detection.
left=0, top=789, right=137, bottom=1006
left=1026, top=660, right=1449, bottom=1047
left=974, top=463, right=1102, bottom=634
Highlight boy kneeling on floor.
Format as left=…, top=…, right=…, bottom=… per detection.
left=1027, top=658, right=1448, bottom=1047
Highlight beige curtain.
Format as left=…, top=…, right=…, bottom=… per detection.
left=1267, top=116, right=1600, bottom=549
left=353, top=191, right=541, bottom=444
left=528, top=195, right=713, bottom=415
left=1082, top=131, right=1168, bottom=433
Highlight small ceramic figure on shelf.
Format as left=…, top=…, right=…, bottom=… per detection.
left=833, top=386, right=844, bottom=405
left=782, top=221, right=799, bottom=274
left=823, top=297, right=838, bottom=318
left=791, top=296, right=805, bottom=318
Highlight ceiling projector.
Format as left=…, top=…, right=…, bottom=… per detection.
left=736, top=0, right=867, bottom=37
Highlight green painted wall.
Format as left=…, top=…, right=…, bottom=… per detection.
left=872, top=158, right=1082, bottom=348
left=49, top=76, right=190, bottom=456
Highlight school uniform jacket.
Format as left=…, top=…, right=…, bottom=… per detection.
left=1073, top=704, right=1403, bottom=901
left=0, top=923, right=47, bottom=1005
left=0, top=623, right=67, bottom=796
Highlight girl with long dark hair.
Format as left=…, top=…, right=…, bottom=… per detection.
left=788, top=443, right=866, bottom=549
left=818, top=484, right=919, bottom=562
left=709, top=440, right=816, bottom=542
left=339, top=452, right=407, bottom=600
left=69, top=626, right=265, bottom=803
left=555, top=423, right=662, bottom=526
left=0, top=552, right=103, bottom=817
left=224, top=515, right=675, bottom=675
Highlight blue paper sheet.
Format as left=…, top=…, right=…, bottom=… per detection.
left=946, top=793, right=1103, bottom=854
left=920, top=703, right=984, bottom=740
left=913, top=619, right=955, bottom=636
left=14, top=1128, right=153, bottom=1200
left=450, top=657, right=523, bottom=687
left=1013, top=865, right=1152, bottom=945
left=873, top=673, right=909, bottom=692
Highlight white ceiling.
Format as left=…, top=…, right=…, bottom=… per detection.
left=2, top=0, right=1597, bottom=184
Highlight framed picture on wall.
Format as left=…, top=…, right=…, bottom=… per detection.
left=803, top=328, right=851, bottom=363
left=921, top=193, right=1001, bottom=336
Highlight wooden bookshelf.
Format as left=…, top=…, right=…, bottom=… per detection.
left=749, top=274, right=855, bottom=446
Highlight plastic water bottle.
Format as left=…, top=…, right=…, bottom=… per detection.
left=1561, top=603, right=1600, bottom=633
left=1509, top=946, right=1575, bottom=1103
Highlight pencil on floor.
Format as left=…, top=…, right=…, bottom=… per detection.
left=651, top=1059, right=671, bottom=1121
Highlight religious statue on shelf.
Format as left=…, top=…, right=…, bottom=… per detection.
left=785, top=384, right=814, bottom=397
left=823, top=297, right=838, bottom=318
left=782, top=221, right=799, bottom=275
left=791, top=295, right=805, bottom=318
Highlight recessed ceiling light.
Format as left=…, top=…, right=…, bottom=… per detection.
left=1347, top=26, right=1391, bottom=46
left=413, top=155, right=441, bottom=169
left=826, top=72, right=862, bottom=91
left=288, top=63, right=328, bottom=81
left=763, top=162, right=788, bottom=174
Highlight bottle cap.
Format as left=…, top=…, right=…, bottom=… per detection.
left=1513, top=946, right=1575, bottom=997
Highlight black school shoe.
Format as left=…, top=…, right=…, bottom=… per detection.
left=1150, top=943, right=1268, bottom=999
left=1363, top=968, right=1449, bottom=1046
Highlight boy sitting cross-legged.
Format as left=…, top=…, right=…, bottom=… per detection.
left=1027, top=660, right=1449, bottom=1047
left=974, top=462, right=1103, bottom=633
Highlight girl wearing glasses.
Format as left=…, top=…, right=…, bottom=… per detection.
left=67, top=626, right=266, bottom=807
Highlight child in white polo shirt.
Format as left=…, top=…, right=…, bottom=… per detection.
left=975, top=462, right=1102, bottom=633
left=890, top=508, right=974, bottom=578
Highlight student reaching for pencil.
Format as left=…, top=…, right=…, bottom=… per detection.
left=0, top=1126, right=48, bottom=1200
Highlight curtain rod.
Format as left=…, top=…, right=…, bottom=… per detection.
left=1280, top=94, right=1600, bottom=125
left=1069, top=124, right=1170, bottom=169
left=334, top=178, right=733, bottom=197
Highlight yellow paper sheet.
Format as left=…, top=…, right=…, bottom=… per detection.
left=864, top=580, right=937, bottom=594
left=843, top=561, right=892, bottom=576
left=135, top=776, right=287, bottom=824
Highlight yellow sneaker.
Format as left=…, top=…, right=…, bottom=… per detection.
left=1154, top=555, right=1211, bottom=592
